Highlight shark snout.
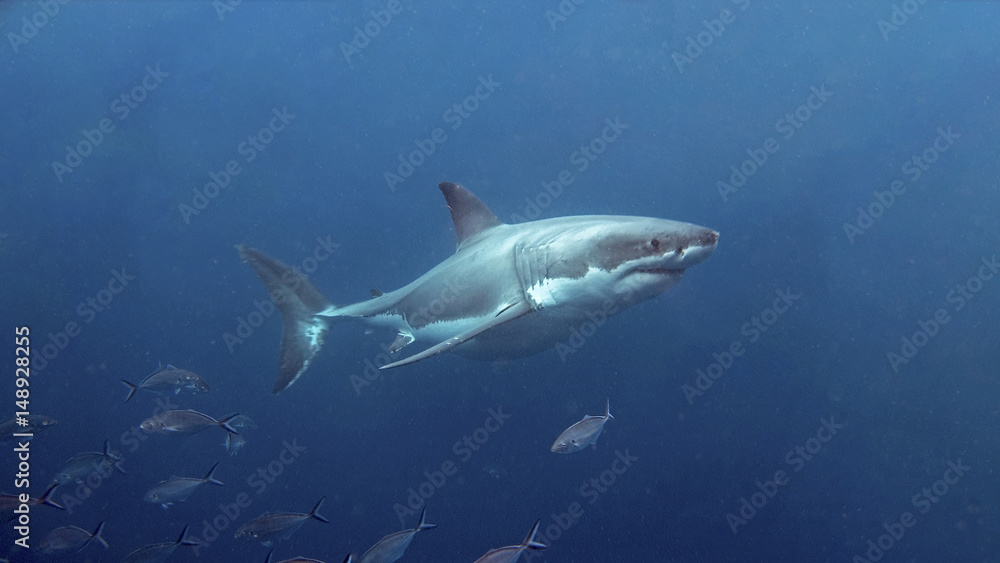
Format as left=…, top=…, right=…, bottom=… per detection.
left=700, top=229, right=720, bottom=248
left=677, top=227, right=718, bottom=267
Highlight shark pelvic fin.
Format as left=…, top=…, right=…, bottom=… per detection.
left=389, top=332, right=415, bottom=353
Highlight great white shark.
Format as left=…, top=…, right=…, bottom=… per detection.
left=238, top=182, right=719, bottom=393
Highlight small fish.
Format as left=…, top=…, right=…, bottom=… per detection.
left=235, top=497, right=329, bottom=546
left=550, top=399, right=613, bottom=454
left=226, top=413, right=257, bottom=430
left=139, top=409, right=242, bottom=453
left=0, top=484, right=63, bottom=523
left=226, top=432, right=249, bottom=454
left=52, top=439, right=125, bottom=485
left=473, top=520, right=547, bottom=563
left=483, top=463, right=507, bottom=480
left=122, top=364, right=210, bottom=402
left=40, top=521, right=108, bottom=554
left=144, top=462, right=224, bottom=508
left=358, top=508, right=436, bottom=563
left=221, top=414, right=256, bottom=453
left=0, top=414, right=57, bottom=441
left=122, top=524, right=200, bottom=563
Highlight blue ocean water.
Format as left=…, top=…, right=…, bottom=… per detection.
left=2, top=1, right=999, bottom=561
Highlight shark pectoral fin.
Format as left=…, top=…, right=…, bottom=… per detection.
left=380, top=301, right=533, bottom=370
left=389, top=332, right=415, bottom=353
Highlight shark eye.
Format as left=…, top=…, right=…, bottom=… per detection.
left=649, top=238, right=660, bottom=250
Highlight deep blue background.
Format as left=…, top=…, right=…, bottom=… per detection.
left=2, top=1, right=999, bottom=561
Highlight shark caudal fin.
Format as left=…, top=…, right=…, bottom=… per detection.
left=236, top=245, right=334, bottom=393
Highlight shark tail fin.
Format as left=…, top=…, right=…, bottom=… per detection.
left=237, top=245, right=334, bottom=393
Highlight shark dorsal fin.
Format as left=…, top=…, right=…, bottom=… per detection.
left=439, top=182, right=502, bottom=250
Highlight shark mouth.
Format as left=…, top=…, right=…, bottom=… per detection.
left=633, top=267, right=684, bottom=275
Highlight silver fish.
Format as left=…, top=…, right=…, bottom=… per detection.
left=235, top=497, right=329, bottom=546
left=40, top=521, right=108, bottom=554
left=139, top=409, right=242, bottom=454
left=226, top=413, right=257, bottom=430
left=473, top=520, right=547, bottom=563
left=122, top=524, right=200, bottom=563
left=222, top=414, right=256, bottom=454
left=140, top=409, right=239, bottom=435
left=144, top=462, right=224, bottom=508
left=358, top=508, right=436, bottom=563
left=52, top=439, right=126, bottom=484
left=122, top=364, right=210, bottom=402
left=550, top=399, right=613, bottom=454
left=0, top=484, right=63, bottom=523
left=0, top=414, right=57, bottom=441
